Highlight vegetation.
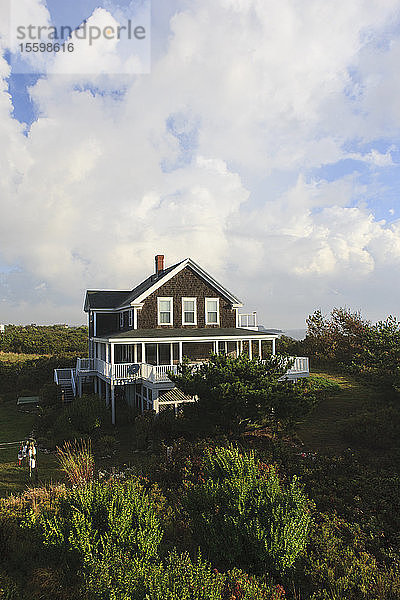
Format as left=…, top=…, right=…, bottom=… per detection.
left=0, top=324, right=88, bottom=355
left=1, top=311, right=400, bottom=599
left=291, top=307, right=400, bottom=392
left=170, top=353, right=319, bottom=434
left=183, top=446, right=312, bottom=576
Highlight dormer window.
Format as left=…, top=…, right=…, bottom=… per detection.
left=182, top=298, right=197, bottom=325
left=158, top=297, right=173, bottom=325
left=129, top=309, right=133, bottom=328
left=119, top=312, right=124, bottom=329
left=205, top=298, right=219, bottom=325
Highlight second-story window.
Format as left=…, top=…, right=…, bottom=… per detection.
left=129, top=309, right=133, bottom=328
left=158, top=297, right=173, bottom=325
left=205, top=298, right=219, bottom=325
left=182, top=298, right=197, bottom=325
left=119, top=312, right=124, bottom=329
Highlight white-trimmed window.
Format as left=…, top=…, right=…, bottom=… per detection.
left=158, top=297, right=173, bottom=325
left=129, top=309, right=133, bottom=327
left=119, top=312, right=124, bottom=329
left=205, top=298, right=219, bottom=325
left=182, top=297, right=197, bottom=325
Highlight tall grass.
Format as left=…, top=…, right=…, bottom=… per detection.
left=56, top=439, right=94, bottom=486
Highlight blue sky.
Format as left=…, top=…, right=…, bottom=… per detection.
left=1, top=0, right=400, bottom=327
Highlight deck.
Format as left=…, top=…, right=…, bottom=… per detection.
left=70, top=356, right=309, bottom=384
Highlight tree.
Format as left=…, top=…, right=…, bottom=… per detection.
left=360, top=315, right=400, bottom=391
left=170, top=353, right=316, bottom=434
left=302, top=307, right=370, bottom=366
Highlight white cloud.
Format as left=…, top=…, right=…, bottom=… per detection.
left=1, top=0, right=400, bottom=326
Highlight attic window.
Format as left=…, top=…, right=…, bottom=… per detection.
left=158, top=297, right=173, bottom=325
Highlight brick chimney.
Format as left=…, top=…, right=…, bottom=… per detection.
left=155, top=254, right=164, bottom=275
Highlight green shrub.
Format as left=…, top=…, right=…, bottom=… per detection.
left=301, top=513, right=400, bottom=600
left=184, top=446, right=312, bottom=575
left=95, top=434, right=117, bottom=456
left=35, top=394, right=109, bottom=449
left=24, top=478, right=164, bottom=570
left=66, top=394, right=108, bottom=435
left=307, top=375, right=341, bottom=394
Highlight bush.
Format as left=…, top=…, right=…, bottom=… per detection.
left=184, top=446, right=312, bottom=575
left=95, top=435, right=117, bottom=456
left=300, top=513, right=400, bottom=600
left=35, top=394, right=109, bottom=449
left=307, top=375, right=342, bottom=395
left=171, top=353, right=317, bottom=434
left=131, top=410, right=186, bottom=449
left=24, top=477, right=164, bottom=569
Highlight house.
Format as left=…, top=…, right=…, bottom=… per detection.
left=55, top=255, right=309, bottom=423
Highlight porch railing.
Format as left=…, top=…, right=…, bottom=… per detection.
left=75, top=356, right=309, bottom=383
left=238, top=312, right=258, bottom=329
left=286, top=356, right=309, bottom=375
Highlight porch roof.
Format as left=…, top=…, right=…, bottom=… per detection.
left=96, top=327, right=278, bottom=343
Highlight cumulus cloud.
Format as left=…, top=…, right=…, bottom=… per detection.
left=1, top=0, right=400, bottom=326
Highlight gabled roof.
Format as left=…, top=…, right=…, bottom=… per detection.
left=118, top=260, right=185, bottom=308
left=118, top=258, right=242, bottom=308
left=84, top=258, right=242, bottom=311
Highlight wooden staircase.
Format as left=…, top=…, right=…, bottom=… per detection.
left=54, top=369, right=76, bottom=403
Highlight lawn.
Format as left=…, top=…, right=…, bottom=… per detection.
left=0, top=393, right=162, bottom=497
left=296, top=370, right=387, bottom=453
left=0, top=397, right=62, bottom=496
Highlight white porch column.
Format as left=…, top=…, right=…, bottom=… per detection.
left=142, top=342, right=146, bottom=363
left=179, top=341, right=183, bottom=363
left=240, top=340, right=243, bottom=355
left=258, top=339, right=262, bottom=360
left=110, top=343, right=115, bottom=380
left=224, top=341, right=228, bottom=354
left=105, top=382, right=110, bottom=408
left=153, top=389, right=159, bottom=415
left=213, top=340, right=218, bottom=354
left=248, top=339, right=252, bottom=359
left=272, top=338, right=276, bottom=355
left=134, top=344, right=138, bottom=363
left=111, top=383, right=115, bottom=425
left=236, top=341, right=240, bottom=357
left=170, top=343, right=174, bottom=366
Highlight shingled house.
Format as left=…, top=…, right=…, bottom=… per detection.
left=55, top=255, right=309, bottom=423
